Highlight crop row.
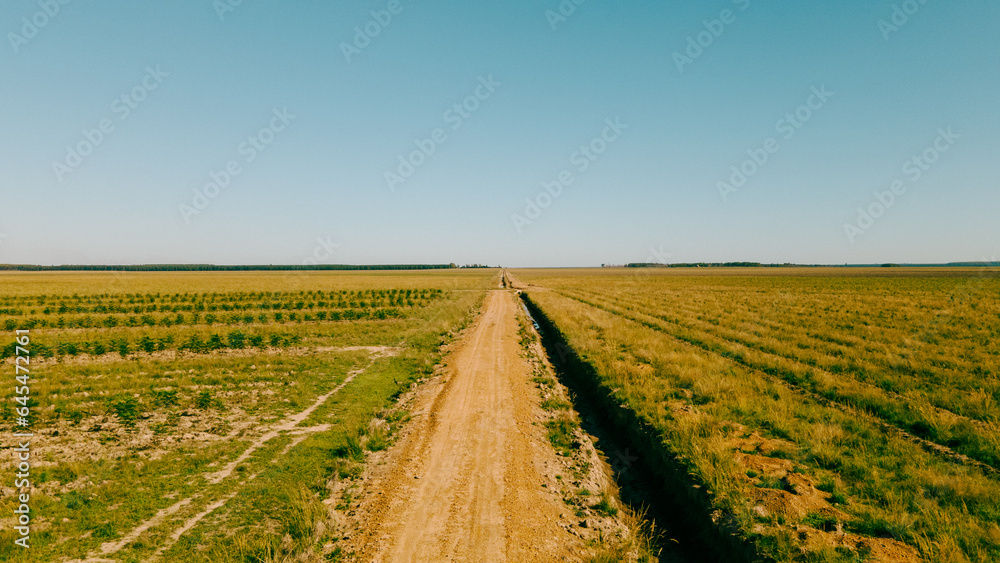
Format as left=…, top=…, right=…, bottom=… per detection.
left=2, top=307, right=407, bottom=331
left=534, top=274, right=999, bottom=418
left=0, top=297, right=433, bottom=317
left=625, top=289, right=998, bottom=406
left=1, top=330, right=304, bottom=360
left=0, top=287, right=442, bottom=306
left=559, top=289, right=1000, bottom=473
left=634, top=285, right=999, bottom=376
left=566, top=286, right=998, bottom=419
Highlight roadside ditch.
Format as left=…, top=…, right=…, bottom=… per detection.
left=519, top=291, right=766, bottom=563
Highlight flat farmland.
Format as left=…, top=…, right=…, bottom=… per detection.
left=0, top=270, right=495, bottom=562
left=514, top=267, right=1000, bottom=562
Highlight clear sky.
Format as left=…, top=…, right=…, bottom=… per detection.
left=1, top=1, right=997, bottom=267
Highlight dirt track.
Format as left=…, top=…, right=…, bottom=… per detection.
left=342, top=290, right=587, bottom=562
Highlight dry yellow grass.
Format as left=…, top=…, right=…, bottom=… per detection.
left=517, top=267, right=1000, bottom=563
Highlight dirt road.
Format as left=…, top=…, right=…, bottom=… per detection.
left=342, top=290, right=589, bottom=562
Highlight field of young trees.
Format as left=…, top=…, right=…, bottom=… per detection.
left=515, top=267, right=1000, bottom=563
left=0, top=270, right=494, bottom=562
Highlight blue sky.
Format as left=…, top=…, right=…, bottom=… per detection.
left=1, top=0, right=997, bottom=267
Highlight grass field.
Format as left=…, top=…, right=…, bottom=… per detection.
left=0, top=270, right=496, bottom=562
left=515, top=267, right=1000, bottom=563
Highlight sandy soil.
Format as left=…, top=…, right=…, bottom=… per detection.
left=340, top=291, right=589, bottom=562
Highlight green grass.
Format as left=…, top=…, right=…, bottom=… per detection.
left=546, top=414, right=580, bottom=456
left=541, top=397, right=572, bottom=411
left=591, top=490, right=618, bottom=517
